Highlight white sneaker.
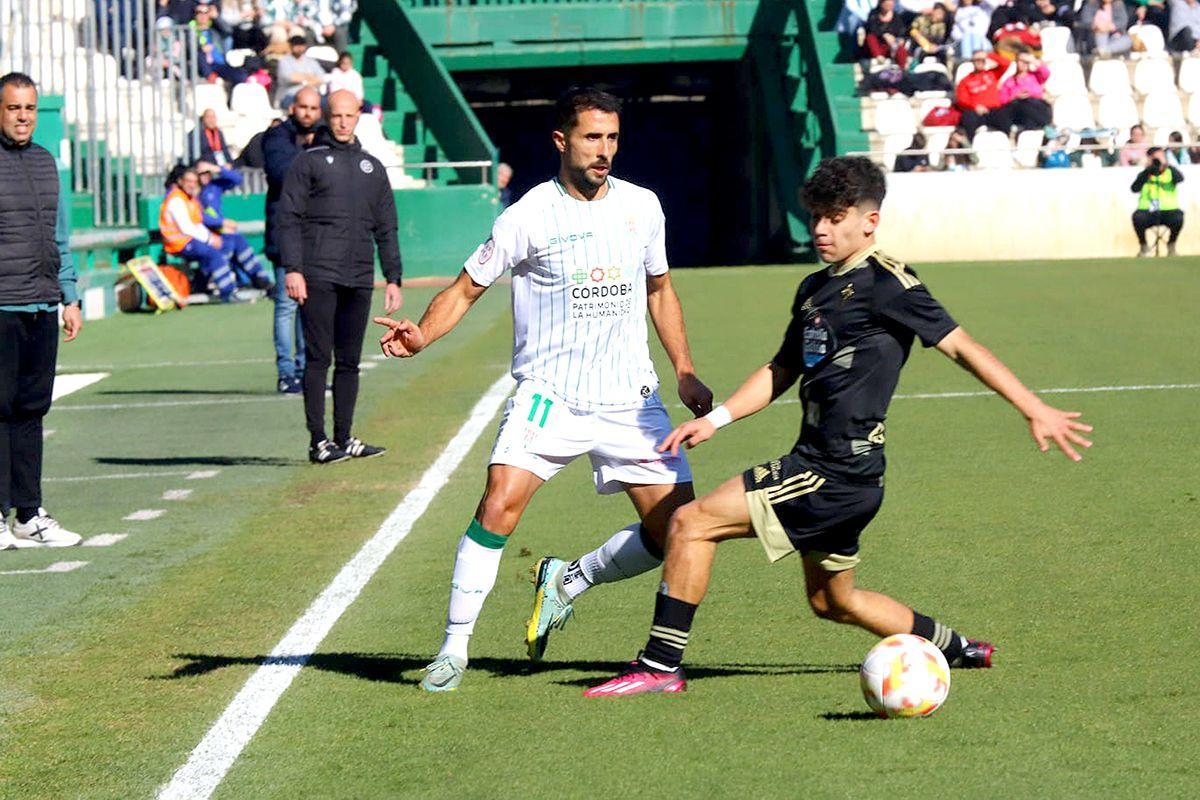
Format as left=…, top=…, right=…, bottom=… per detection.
left=0, top=517, right=39, bottom=550
left=12, top=509, right=82, bottom=547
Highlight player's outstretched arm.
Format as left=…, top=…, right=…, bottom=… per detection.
left=646, top=272, right=713, bottom=417
left=658, top=361, right=798, bottom=455
left=374, top=269, right=487, bottom=358
left=935, top=327, right=1094, bottom=461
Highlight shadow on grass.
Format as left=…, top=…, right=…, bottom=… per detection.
left=155, top=652, right=858, bottom=687
left=95, top=455, right=299, bottom=467
left=819, top=711, right=882, bottom=721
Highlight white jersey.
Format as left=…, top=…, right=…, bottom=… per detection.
left=464, top=176, right=669, bottom=411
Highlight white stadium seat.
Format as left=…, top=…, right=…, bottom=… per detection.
left=1088, top=59, right=1132, bottom=96
left=1039, top=25, right=1075, bottom=61
left=1045, top=60, right=1086, bottom=96
left=1096, top=93, right=1139, bottom=129
left=1188, top=92, right=1200, bottom=125
left=1179, top=57, right=1200, bottom=95
left=230, top=82, right=272, bottom=117
left=307, top=45, right=339, bottom=64
left=1053, top=93, right=1096, bottom=128
left=193, top=83, right=230, bottom=117
left=1142, top=90, right=1186, bottom=130
left=882, top=133, right=916, bottom=171
left=1152, top=126, right=1186, bottom=146
left=917, top=95, right=952, bottom=124
left=954, top=61, right=975, bottom=86
left=873, top=96, right=917, bottom=136
left=1014, top=129, right=1045, bottom=168
left=972, top=130, right=1013, bottom=170
left=924, top=128, right=952, bottom=168
left=1133, top=57, right=1175, bottom=96
left=1128, top=24, right=1166, bottom=58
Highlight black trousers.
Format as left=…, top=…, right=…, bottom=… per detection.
left=0, top=309, right=58, bottom=513
left=1132, top=209, right=1184, bottom=244
left=299, top=281, right=373, bottom=445
left=960, top=98, right=1051, bottom=137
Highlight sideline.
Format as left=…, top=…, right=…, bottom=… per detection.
left=157, top=373, right=515, bottom=800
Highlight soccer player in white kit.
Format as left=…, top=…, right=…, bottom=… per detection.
left=374, top=87, right=713, bottom=691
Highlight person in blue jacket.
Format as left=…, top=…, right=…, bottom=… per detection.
left=197, top=161, right=272, bottom=291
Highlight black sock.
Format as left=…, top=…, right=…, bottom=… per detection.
left=15, top=507, right=38, bottom=524
left=912, top=610, right=965, bottom=664
left=639, top=593, right=697, bottom=673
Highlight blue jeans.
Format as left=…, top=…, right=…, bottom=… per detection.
left=273, top=266, right=305, bottom=380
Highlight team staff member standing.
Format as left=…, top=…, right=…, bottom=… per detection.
left=0, top=73, right=83, bottom=549
left=263, top=87, right=323, bottom=394
left=278, top=89, right=402, bottom=464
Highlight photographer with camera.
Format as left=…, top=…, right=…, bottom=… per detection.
left=1131, top=147, right=1185, bottom=257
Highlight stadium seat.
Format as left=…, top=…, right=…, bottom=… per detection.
left=882, top=133, right=914, bottom=172
left=230, top=82, right=272, bottom=118
left=1014, top=129, right=1045, bottom=168
left=194, top=83, right=230, bottom=117
left=972, top=130, right=1013, bottom=169
left=1133, top=58, right=1175, bottom=96
left=1188, top=92, right=1200, bottom=126
left=1039, top=26, right=1075, bottom=62
left=1142, top=90, right=1186, bottom=130
left=954, top=61, right=974, bottom=86
left=1096, top=93, right=1139, bottom=129
left=917, top=95, right=952, bottom=124
left=1152, top=126, right=1187, bottom=146
left=1053, top=93, right=1096, bottom=128
left=1179, top=57, right=1200, bottom=95
left=225, top=49, right=254, bottom=69
left=1128, top=24, right=1166, bottom=58
left=1045, top=60, right=1086, bottom=97
left=873, top=96, right=917, bottom=136
left=1088, top=59, right=1132, bottom=97
left=307, top=45, right=339, bottom=64
left=925, top=128, right=952, bottom=168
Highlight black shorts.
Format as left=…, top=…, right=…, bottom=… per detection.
left=741, top=453, right=883, bottom=571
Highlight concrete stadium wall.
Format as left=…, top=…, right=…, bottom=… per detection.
left=877, top=167, right=1200, bottom=262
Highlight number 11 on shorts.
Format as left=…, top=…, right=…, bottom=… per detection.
left=527, top=393, right=554, bottom=428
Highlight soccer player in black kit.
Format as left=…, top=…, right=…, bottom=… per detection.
left=586, top=157, right=1094, bottom=697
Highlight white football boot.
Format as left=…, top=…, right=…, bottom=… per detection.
left=12, top=509, right=83, bottom=547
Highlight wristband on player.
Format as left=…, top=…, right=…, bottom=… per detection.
left=704, top=405, right=733, bottom=430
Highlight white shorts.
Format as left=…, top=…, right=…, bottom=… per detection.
left=489, top=380, right=693, bottom=494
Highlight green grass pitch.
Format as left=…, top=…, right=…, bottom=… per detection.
left=0, top=258, right=1196, bottom=799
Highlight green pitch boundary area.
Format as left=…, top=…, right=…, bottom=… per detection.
left=0, top=260, right=1197, bottom=798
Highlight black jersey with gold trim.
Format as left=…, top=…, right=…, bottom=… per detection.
left=771, top=246, right=957, bottom=482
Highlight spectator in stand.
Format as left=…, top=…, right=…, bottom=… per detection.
left=910, top=4, right=953, bottom=62
left=194, top=2, right=249, bottom=84
left=157, top=0, right=198, bottom=26
left=1025, top=0, right=1074, bottom=30
left=263, top=87, right=324, bottom=393
left=865, top=0, right=911, bottom=68
left=218, top=0, right=268, bottom=52
left=1131, top=147, right=1184, bottom=256
left=1130, top=0, right=1169, bottom=36
left=243, top=56, right=272, bottom=95
left=197, top=162, right=272, bottom=289
left=237, top=117, right=282, bottom=169
left=327, top=52, right=364, bottom=100
left=955, top=50, right=1011, bottom=136
left=1168, top=0, right=1200, bottom=53
left=194, top=108, right=233, bottom=166
left=997, top=50, right=1052, bottom=131
left=941, top=126, right=977, bottom=170
left=893, top=132, right=932, bottom=172
left=317, top=0, right=357, bottom=52
left=952, top=0, right=994, bottom=58
left=1080, top=0, right=1132, bottom=56
left=1119, top=124, right=1150, bottom=166
left=159, top=165, right=239, bottom=301
left=1166, top=130, right=1192, bottom=166
left=837, top=0, right=876, bottom=49
left=497, top=162, right=514, bottom=206
left=275, top=35, right=327, bottom=108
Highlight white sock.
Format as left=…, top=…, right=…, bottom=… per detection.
left=437, top=525, right=506, bottom=664
left=558, top=524, right=662, bottom=601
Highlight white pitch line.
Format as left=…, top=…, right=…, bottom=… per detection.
left=51, top=396, right=292, bottom=412
left=44, top=470, right=199, bottom=484
left=157, top=373, right=515, bottom=800
left=187, top=470, right=221, bottom=480
left=163, top=489, right=193, bottom=501
left=125, top=509, right=166, bottom=521
left=0, top=561, right=88, bottom=576
left=52, top=372, right=109, bottom=400
left=359, top=361, right=378, bottom=370
left=83, top=534, right=128, bottom=547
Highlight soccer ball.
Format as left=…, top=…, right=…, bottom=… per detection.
left=860, top=634, right=951, bottom=718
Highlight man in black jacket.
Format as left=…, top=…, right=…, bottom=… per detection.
left=0, top=73, right=83, bottom=549
left=263, top=87, right=322, bottom=394
left=278, top=89, right=403, bottom=464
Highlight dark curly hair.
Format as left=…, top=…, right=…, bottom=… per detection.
left=800, top=157, right=887, bottom=219
left=555, top=86, right=622, bottom=133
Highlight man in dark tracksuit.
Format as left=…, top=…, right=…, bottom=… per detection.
left=278, top=89, right=403, bottom=464
left=263, top=87, right=323, bottom=394
left=0, top=73, right=83, bottom=549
